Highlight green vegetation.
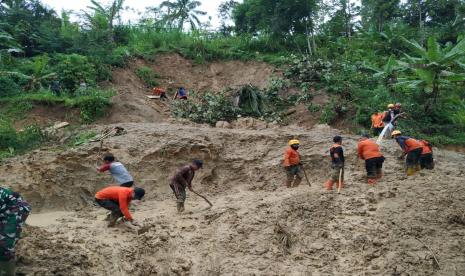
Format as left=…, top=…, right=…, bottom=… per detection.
left=0, top=0, right=464, bottom=158
left=135, top=66, right=159, bottom=87
left=171, top=83, right=291, bottom=125
left=0, top=120, right=45, bottom=160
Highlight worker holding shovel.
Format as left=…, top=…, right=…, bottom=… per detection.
left=324, top=136, right=345, bottom=191
left=170, top=159, right=204, bottom=213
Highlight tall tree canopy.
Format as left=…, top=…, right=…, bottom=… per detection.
left=232, top=0, right=320, bottom=37
left=159, top=0, right=207, bottom=31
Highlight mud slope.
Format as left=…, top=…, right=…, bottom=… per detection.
left=103, top=54, right=280, bottom=124
left=1, top=123, right=464, bottom=275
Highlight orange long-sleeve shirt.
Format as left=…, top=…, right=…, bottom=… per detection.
left=283, top=147, right=300, bottom=167
left=357, top=138, right=383, bottom=160
left=95, top=186, right=133, bottom=220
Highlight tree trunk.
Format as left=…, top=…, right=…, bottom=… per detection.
left=419, top=0, right=424, bottom=45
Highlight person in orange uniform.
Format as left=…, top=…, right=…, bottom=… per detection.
left=152, top=87, right=168, bottom=100
left=357, top=134, right=385, bottom=184
left=419, top=139, right=434, bottom=169
left=283, top=139, right=303, bottom=188
left=391, top=130, right=423, bottom=176
left=325, top=136, right=344, bottom=190
left=95, top=186, right=145, bottom=227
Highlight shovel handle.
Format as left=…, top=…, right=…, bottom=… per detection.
left=191, top=190, right=213, bottom=207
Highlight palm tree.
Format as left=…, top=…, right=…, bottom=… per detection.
left=159, top=0, right=206, bottom=31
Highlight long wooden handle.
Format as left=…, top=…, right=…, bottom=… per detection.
left=337, top=168, right=343, bottom=193
left=191, top=190, right=213, bottom=207
left=301, top=165, right=311, bottom=187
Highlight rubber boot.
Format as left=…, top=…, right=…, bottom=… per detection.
left=415, top=164, right=421, bottom=172
left=0, top=260, right=16, bottom=276
left=376, top=171, right=383, bottom=179
left=367, top=178, right=377, bottom=185
left=324, top=179, right=334, bottom=190
left=285, top=179, right=293, bottom=188
left=177, top=202, right=185, bottom=213
left=293, top=177, right=302, bottom=187
left=407, top=167, right=415, bottom=176
left=107, top=213, right=118, bottom=227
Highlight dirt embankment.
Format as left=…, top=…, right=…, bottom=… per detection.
left=1, top=123, right=464, bottom=275
left=101, top=54, right=281, bottom=125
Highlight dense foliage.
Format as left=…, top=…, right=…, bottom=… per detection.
left=0, top=0, right=464, bottom=159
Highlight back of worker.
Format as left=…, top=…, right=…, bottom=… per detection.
left=358, top=136, right=385, bottom=184
left=392, top=131, right=423, bottom=176
left=419, top=139, right=434, bottom=169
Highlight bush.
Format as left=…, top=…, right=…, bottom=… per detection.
left=52, top=54, right=96, bottom=93
left=0, top=76, right=21, bottom=97
left=171, top=91, right=238, bottom=125
left=107, top=46, right=132, bottom=67
left=0, top=120, right=46, bottom=160
left=66, top=89, right=113, bottom=123
left=135, top=66, right=159, bottom=87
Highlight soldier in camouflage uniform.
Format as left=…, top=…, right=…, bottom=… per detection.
left=0, top=187, right=31, bottom=276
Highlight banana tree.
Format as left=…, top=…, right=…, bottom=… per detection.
left=363, top=55, right=403, bottom=89
left=83, top=0, right=125, bottom=43
left=396, top=36, right=465, bottom=112
left=0, top=55, right=55, bottom=91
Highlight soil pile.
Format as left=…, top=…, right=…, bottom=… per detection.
left=1, top=122, right=464, bottom=275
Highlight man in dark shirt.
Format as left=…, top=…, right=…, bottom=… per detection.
left=324, top=136, right=345, bottom=191
left=170, top=159, right=203, bottom=212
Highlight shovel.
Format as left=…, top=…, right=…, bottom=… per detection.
left=191, top=189, right=213, bottom=208
left=337, top=168, right=343, bottom=193
left=300, top=164, right=311, bottom=187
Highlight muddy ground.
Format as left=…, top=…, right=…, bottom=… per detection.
left=1, top=122, right=464, bottom=275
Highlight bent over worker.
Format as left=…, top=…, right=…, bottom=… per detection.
left=170, top=160, right=203, bottom=213
left=95, top=186, right=145, bottom=227
left=283, top=139, right=303, bottom=188
left=97, top=154, right=135, bottom=187
left=358, top=134, right=385, bottom=184
left=391, top=130, right=423, bottom=176
left=419, top=139, right=434, bottom=169
left=324, top=136, right=345, bottom=190
left=0, top=187, right=31, bottom=276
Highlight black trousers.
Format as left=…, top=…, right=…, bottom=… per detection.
left=95, top=198, right=123, bottom=217
left=406, top=148, right=422, bottom=168
left=120, top=181, right=134, bottom=187
left=420, top=153, right=434, bottom=169
left=365, top=156, right=385, bottom=178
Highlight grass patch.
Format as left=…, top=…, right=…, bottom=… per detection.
left=0, top=89, right=114, bottom=123
left=135, top=66, right=159, bottom=87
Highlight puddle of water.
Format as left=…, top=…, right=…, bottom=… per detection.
left=27, top=211, right=74, bottom=227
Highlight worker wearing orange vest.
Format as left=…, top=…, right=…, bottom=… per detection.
left=324, top=136, right=344, bottom=190
left=283, top=139, right=303, bottom=188
left=391, top=130, right=423, bottom=176
left=419, top=139, right=434, bottom=169
left=371, top=113, right=385, bottom=136
left=95, top=186, right=145, bottom=227
left=357, top=134, right=385, bottom=184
